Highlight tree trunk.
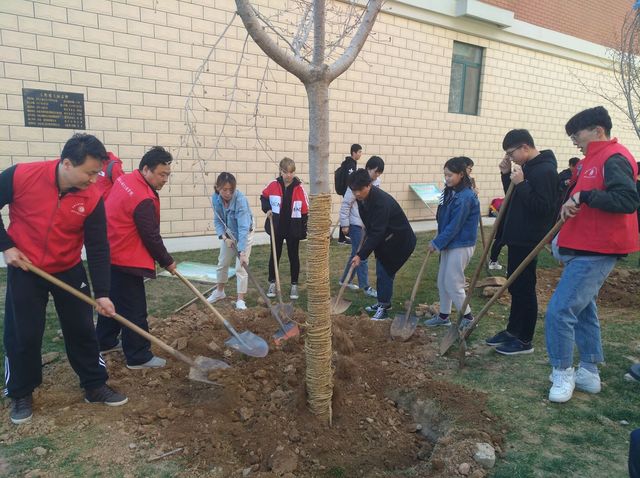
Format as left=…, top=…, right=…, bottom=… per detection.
left=303, top=79, right=333, bottom=422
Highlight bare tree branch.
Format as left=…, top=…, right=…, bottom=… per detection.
left=327, top=0, right=383, bottom=82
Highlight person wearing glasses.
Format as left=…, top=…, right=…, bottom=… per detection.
left=485, top=129, right=558, bottom=356
left=545, top=106, right=639, bottom=403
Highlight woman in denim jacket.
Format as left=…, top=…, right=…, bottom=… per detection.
left=425, top=157, right=480, bottom=328
left=207, top=172, right=254, bottom=310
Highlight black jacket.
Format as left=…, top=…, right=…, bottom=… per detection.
left=357, top=186, right=416, bottom=275
left=499, top=149, right=559, bottom=246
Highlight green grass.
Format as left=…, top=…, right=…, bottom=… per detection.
left=1, top=232, right=639, bottom=477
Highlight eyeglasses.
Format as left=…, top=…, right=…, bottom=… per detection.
left=505, top=144, right=524, bottom=158
left=570, top=127, right=597, bottom=142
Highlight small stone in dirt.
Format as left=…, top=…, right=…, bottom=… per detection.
left=365, top=417, right=374, bottom=423
left=254, top=369, right=268, bottom=379
left=381, top=361, right=388, bottom=366
left=270, top=389, right=287, bottom=402
left=159, top=371, right=171, bottom=380
left=289, top=428, right=301, bottom=443
left=458, top=462, right=471, bottom=475
left=128, top=443, right=137, bottom=450
left=239, top=407, right=254, bottom=422
left=284, top=364, right=296, bottom=374
left=242, top=467, right=252, bottom=477
left=269, top=448, right=298, bottom=475
left=621, top=420, right=630, bottom=425
left=41, top=352, right=60, bottom=365
left=473, top=442, right=496, bottom=469
left=33, top=447, right=47, bottom=456
left=207, top=341, right=221, bottom=352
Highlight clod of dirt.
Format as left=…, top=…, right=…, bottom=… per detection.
left=458, top=462, right=471, bottom=475
left=253, top=369, right=268, bottom=379
left=33, top=447, right=47, bottom=456
left=332, top=326, right=355, bottom=355
left=268, top=447, right=298, bottom=475
left=335, top=355, right=357, bottom=380
left=239, top=407, right=254, bottom=422
left=476, top=277, right=507, bottom=288
left=41, top=352, right=59, bottom=366
left=473, top=442, right=496, bottom=469
left=482, top=286, right=501, bottom=298
left=207, top=340, right=221, bottom=352
left=170, top=337, right=188, bottom=350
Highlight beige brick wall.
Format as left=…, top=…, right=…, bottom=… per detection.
left=1, top=0, right=639, bottom=238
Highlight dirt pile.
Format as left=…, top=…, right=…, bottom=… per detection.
left=1, top=302, right=503, bottom=477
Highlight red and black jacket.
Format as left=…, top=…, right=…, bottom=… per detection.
left=260, top=176, right=309, bottom=240
left=0, top=160, right=110, bottom=297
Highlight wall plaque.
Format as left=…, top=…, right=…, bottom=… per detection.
left=22, top=88, right=85, bottom=130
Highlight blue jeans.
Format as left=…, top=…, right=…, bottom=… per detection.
left=340, top=225, right=369, bottom=289
left=630, top=428, right=640, bottom=478
left=545, top=248, right=616, bottom=369
left=376, top=259, right=395, bottom=306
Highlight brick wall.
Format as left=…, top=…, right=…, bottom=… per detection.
left=1, top=0, right=638, bottom=238
left=481, top=0, right=634, bottom=48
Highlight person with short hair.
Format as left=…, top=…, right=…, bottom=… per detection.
left=0, top=133, right=128, bottom=424
left=348, top=169, right=417, bottom=320
left=261, top=157, right=309, bottom=300
left=546, top=106, right=639, bottom=403
left=338, top=156, right=384, bottom=297
left=96, top=146, right=176, bottom=370
left=207, top=172, right=254, bottom=310
left=337, top=144, right=363, bottom=245
left=485, top=129, right=559, bottom=355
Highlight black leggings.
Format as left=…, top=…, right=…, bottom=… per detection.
left=268, top=236, right=301, bottom=284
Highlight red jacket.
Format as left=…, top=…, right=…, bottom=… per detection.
left=95, top=152, right=124, bottom=200
left=7, top=160, right=103, bottom=273
left=559, top=139, right=639, bottom=254
left=105, top=170, right=160, bottom=272
left=260, top=177, right=308, bottom=239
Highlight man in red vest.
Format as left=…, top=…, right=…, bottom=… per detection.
left=546, top=106, right=640, bottom=403
left=97, top=146, right=175, bottom=369
left=0, top=134, right=128, bottom=425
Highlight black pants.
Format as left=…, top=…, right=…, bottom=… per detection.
left=96, top=268, right=152, bottom=366
left=630, top=428, right=640, bottom=478
left=3, top=263, right=108, bottom=398
left=490, top=239, right=504, bottom=262
left=268, top=235, right=300, bottom=284
left=338, top=228, right=348, bottom=242
left=505, top=244, right=539, bottom=343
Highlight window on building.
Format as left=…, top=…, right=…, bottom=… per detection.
left=448, top=41, right=483, bottom=115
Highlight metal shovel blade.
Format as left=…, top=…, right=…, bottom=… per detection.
left=331, top=297, right=351, bottom=315
left=439, top=325, right=460, bottom=355
left=390, top=312, right=419, bottom=342
left=224, top=331, right=269, bottom=358
left=271, top=303, right=294, bottom=320
left=272, top=321, right=300, bottom=346
left=188, top=356, right=230, bottom=385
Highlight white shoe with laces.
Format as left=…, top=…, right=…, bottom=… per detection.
left=235, top=299, right=247, bottom=310
left=488, top=261, right=503, bottom=270
left=207, top=289, right=226, bottom=303
left=548, top=367, right=575, bottom=403
left=575, top=367, right=601, bottom=394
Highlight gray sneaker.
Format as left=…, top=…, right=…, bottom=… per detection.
left=424, top=315, right=451, bottom=327
left=100, top=340, right=123, bottom=355
left=10, top=395, right=33, bottom=424
left=363, top=286, right=377, bottom=298
left=85, top=384, right=128, bottom=406
left=127, top=356, right=167, bottom=370
left=267, top=282, right=276, bottom=298
left=290, top=284, right=299, bottom=300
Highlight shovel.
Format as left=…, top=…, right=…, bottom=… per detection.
left=331, top=233, right=366, bottom=314
left=453, top=218, right=565, bottom=366
left=390, top=249, right=432, bottom=341
left=242, top=260, right=300, bottom=345
left=173, top=270, right=269, bottom=358
left=440, top=182, right=516, bottom=355
left=267, top=212, right=294, bottom=320
left=24, top=263, right=228, bottom=385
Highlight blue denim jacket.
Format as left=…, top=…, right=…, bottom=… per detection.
left=212, top=190, right=253, bottom=252
left=432, top=187, right=480, bottom=251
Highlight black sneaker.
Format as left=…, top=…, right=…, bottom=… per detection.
left=365, top=302, right=392, bottom=313
left=485, top=330, right=515, bottom=347
left=338, top=237, right=352, bottom=245
left=10, top=395, right=33, bottom=424
left=85, top=384, right=128, bottom=407
left=495, top=339, right=534, bottom=356
left=371, top=305, right=391, bottom=321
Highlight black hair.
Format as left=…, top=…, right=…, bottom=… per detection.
left=139, top=146, right=173, bottom=171
left=565, top=106, right=612, bottom=137
left=462, top=157, right=474, bottom=168
left=350, top=144, right=362, bottom=155
left=502, top=129, right=535, bottom=150
left=215, top=172, right=237, bottom=193
left=365, top=155, right=385, bottom=173
left=348, top=168, right=372, bottom=190
left=569, top=157, right=580, bottom=167
left=443, top=157, right=473, bottom=190
left=60, top=133, right=108, bottom=166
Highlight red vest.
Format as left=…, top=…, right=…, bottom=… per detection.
left=7, top=160, right=102, bottom=273
left=95, top=152, right=124, bottom=200
left=558, top=139, right=639, bottom=254
left=105, top=170, right=160, bottom=271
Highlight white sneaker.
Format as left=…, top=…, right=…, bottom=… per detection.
left=488, top=261, right=503, bottom=270
left=548, top=367, right=575, bottom=403
left=338, top=280, right=359, bottom=290
left=575, top=367, right=601, bottom=394
left=207, top=289, right=226, bottom=303
left=127, top=356, right=166, bottom=369
left=290, top=284, right=299, bottom=300
left=266, top=283, right=276, bottom=298
left=235, top=299, right=247, bottom=310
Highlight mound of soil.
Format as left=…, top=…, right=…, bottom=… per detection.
left=1, top=302, right=503, bottom=477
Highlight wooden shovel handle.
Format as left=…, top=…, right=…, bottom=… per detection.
left=405, top=249, right=431, bottom=316
left=24, top=262, right=197, bottom=368
left=332, top=233, right=366, bottom=313
left=173, top=270, right=230, bottom=328
left=266, top=211, right=285, bottom=306
left=454, top=181, right=515, bottom=327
